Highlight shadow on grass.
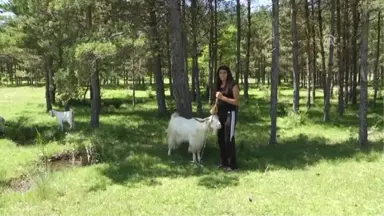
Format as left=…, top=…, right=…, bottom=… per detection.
left=197, top=175, right=240, bottom=189
left=3, top=93, right=383, bottom=188
left=3, top=116, right=68, bottom=145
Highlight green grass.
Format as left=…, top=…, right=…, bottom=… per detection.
left=0, top=85, right=383, bottom=215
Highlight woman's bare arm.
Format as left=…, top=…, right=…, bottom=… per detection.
left=220, top=85, right=240, bottom=106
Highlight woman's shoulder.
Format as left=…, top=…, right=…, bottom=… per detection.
left=232, top=83, right=240, bottom=91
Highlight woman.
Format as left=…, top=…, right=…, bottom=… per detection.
left=215, top=65, right=239, bottom=171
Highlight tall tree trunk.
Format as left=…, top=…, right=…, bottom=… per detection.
left=47, top=55, right=55, bottom=105
left=166, top=11, right=173, bottom=98
left=291, top=0, right=300, bottom=112
left=169, top=0, right=192, bottom=118
left=45, top=60, right=52, bottom=112
left=317, top=0, right=327, bottom=104
left=304, top=0, right=312, bottom=109
left=191, top=0, right=202, bottom=115
left=244, top=0, right=251, bottom=104
left=270, top=0, right=279, bottom=145
left=149, top=2, right=167, bottom=114
left=359, top=4, right=369, bottom=147
left=208, top=0, right=214, bottom=104
left=323, top=0, right=335, bottom=122
left=311, top=0, right=316, bottom=102
left=344, top=0, right=350, bottom=107
left=132, top=62, right=136, bottom=106
left=235, top=0, right=241, bottom=82
left=351, top=0, right=359, bottom=105
left=90, top=61, right=101, bottom=128
left=337, top=0, right=344, bottom=115
left=214, top=0, right=218, bottom=91
left=373, top=11, right=381, bottom=107
left=181, top=0, right=192, bottom=101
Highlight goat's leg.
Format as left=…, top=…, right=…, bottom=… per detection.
left=197, top=151, right=201, bottom=164
left=60, top=122, right=64, bottom=131
left=192, top=153, right=197, bottom=163
left=68, top=120, right=73, bottom=129
left=167, top=134, right=176, bottom=156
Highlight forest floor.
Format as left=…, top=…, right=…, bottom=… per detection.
left=0, top=85, right=383, bottom=215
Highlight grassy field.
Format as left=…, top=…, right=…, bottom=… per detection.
left=0, top=85, right=383, bottom=215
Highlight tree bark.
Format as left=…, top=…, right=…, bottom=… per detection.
left=208, top=0, right=214, bottom=104
left=149, top=2, right=167, bottom=114
left=270, top=0, right=279, bottom=145
left=45, top=60, right=52, bottom=112
left=166, top=11, right=173, bottom=98
left=337, top=0, right=344, bottom=115
left=191, top=0, right=202, bottom=116
left=291, top=0, right=300, bottom=112
left=351, top=0, right=359, bottom=105
left=304, top=0, right=312, bottom=109
left=359, top=4, right=369, bottom=147
left=90, top=61, right=101, bottom=128
left=235, top=0, right=241, bottom=82
left=373, top=11, right=381, bottom=107
left=244, top=0, right=251, bottom=104
left=323, top=0, right=335, bottom=122
left=344, top=0, right=350, bottom=107
left=317, top=0, right=327, bottom=104
left=311, top=0, right=316, bottom=102
left=169, top=0, right=192, bottom=118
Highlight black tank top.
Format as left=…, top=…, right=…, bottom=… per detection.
left=217, top=84, right=237, bottom=115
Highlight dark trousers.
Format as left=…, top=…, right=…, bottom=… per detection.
left=217, top=110, right=237, bottom=169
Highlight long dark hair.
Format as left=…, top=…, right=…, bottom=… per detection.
left=216, top=65, right=237, bottom=95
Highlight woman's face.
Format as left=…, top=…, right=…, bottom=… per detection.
left=219, top=69, right=228, bottom=82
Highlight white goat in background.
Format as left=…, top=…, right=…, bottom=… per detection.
left=166, top=112, right=222, bottom=163
left=49, top=109, right=75, bottom=131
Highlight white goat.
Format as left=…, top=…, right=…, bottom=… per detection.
left=0, top=116, right=5, bottom=133
left=166, top=112, right=222, bottom=163
left=49, top=109, right=75, bottom=131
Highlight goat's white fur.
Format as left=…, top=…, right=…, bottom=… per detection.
left=0, top=116, right=5, bottom=133
left=49, top=109, right=75, bottom=131
left=166, top=112, right=222, bottom=163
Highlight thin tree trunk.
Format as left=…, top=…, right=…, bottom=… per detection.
left=324, top=0, right=335, bottom=122
left=244, top=0, right=251, bottom=104
left=191, top=0, right=202, bottom=115
left=317, top=0, right=327, bottom=104
left=45, top=60, right=52, bottom=112
left=181, top=0, right=192, bottom=101
left=166, top=11, right=173, bottom=98
left=373, top=11, right=381, bottom=107
left=270, top=0, right=279, bottom=145
left=291, top=0, right=300, bottom=112
left=351, top=0, right=359, bottom=105
left=132, top=62, right=136, bottom=106
left=214, top=0, right=218, bottom=91
left=208, top=0, right=214, bottom=104
left=236, top=0, right=241, bottom=82
left=149, top=2, right=167, bottom=114
left=337, top=0, right=344, bottom=115
left=47, top=55, right=55, bottom=105
left=305, top=0, right=312, bottom=109
left=359, top=4, right=369, bottom=147
left=311, top=0, right=316, bottom=103
left=90, top=61, right=101, bottom=128
left=344, top=0, right=350, bottom=106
